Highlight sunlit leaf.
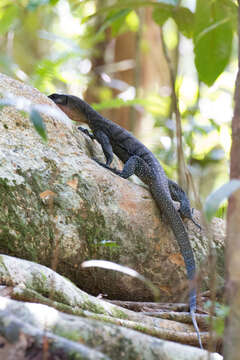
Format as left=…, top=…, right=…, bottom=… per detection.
left=30, top=109, right=47, bottom=142
left=204, top=180, right=240, bottom=221
left=125, top=10, right=139, bottom=32
left=0, top=5, right=18, bottom=35
left=82, top=260, right=160, bottom=300
left=194, top=0, right=233, bottom=86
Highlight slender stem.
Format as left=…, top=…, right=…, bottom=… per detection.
left=160, top=29, right=187, bottom=191
left=130, top=8, right=143, bottom=133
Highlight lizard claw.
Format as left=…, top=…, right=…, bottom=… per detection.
left=92, top=157, right=103, bottom=165
left=78, top=126, right=95, bottom=140
left=191, top=218, right=202, bottom=231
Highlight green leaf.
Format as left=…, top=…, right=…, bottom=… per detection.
left=194, top=0, right=233, bottom=86
left=153, top=5, right=194, bottom=38
left=49, top=0, right=59, bottom=5
left=30, top=109, right=47, bottom=142
left=173, top=7, right=194, bottom=38
left=220, top=0, right=238, bottom=32
left=0, top=5, right=18, bottom=35
left=152, top=5, right=172, bottom=26
left=204, top=180, right=240, bottom=221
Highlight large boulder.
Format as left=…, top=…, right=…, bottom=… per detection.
left=0, top=73, right=225, bottom=301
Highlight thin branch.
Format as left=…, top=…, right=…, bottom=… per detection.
left=160, top=29, right=188, bottom=191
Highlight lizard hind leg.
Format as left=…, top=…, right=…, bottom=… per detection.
left=168, top=179, right=201, bottom=231
left=119, top=155, right=148, bottom=179
left=118, top=155, right=153, bottom=181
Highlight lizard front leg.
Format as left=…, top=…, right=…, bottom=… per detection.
left=94, top=130, right=113, bottom=166
left=93, top=158, right=122, bottom=176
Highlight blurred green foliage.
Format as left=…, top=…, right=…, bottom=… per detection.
left=204, top=180, right=240, bottom=221
left=0, top=0, right=237, bottom=210
left=205, top=301, right=229, bottom=336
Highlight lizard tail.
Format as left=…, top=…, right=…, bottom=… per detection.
left=150, top=183, right=203, bottom=348
left=190, top=289, right=203, bottom=348
left=191, top=307, right=203, bottom=348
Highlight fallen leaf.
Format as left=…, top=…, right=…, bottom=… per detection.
left=39, top=190, right=56, bottom=199
left=168, top=253, right=185, bottom=266
left=67, top=177, right=78, bottom=190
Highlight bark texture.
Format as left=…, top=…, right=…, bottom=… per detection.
left=224, top=2, right=240, bottom=358
left=0, top=73, right=225, bottom=302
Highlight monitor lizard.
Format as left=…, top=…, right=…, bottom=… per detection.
left=48, top=93, right=202, bottom=348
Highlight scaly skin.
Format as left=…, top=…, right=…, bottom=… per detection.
left=48, top=93, right=202, bottom=348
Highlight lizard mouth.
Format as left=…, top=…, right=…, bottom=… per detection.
left=48, top=93, right=68, bottom=105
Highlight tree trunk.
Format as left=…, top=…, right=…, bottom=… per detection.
left=224, top=2, right=240, bottom=359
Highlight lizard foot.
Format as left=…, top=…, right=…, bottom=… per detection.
left=92, top=158, right=122, bottom=176
left=190, top=209, right=202, bottom=231
left=78, top=126, right=95, bottom=140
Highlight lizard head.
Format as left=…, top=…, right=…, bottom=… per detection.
left=48, top=93, right=88, bottom=124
